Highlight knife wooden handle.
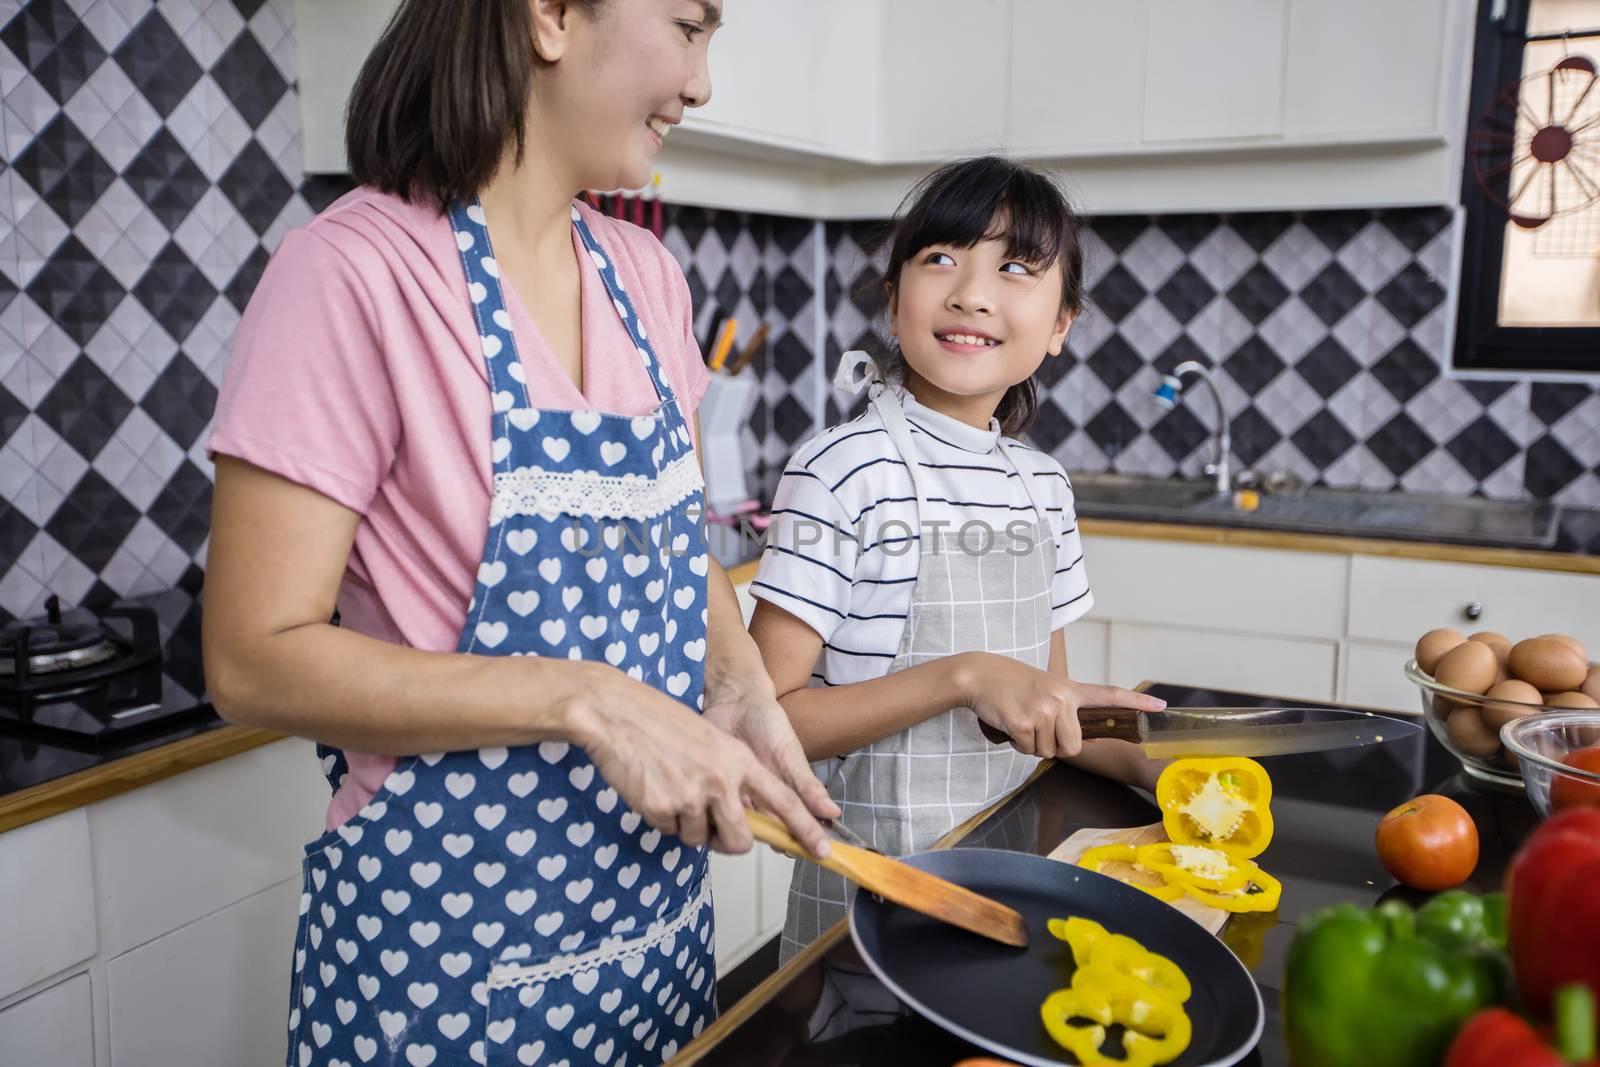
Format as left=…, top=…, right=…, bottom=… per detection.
left=978, top=706, right=1146, bottom=747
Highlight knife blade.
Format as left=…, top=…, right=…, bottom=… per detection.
left=979, top=705, right=1421, bottom=759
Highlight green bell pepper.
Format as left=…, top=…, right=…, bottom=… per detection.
left=1284, top=899, right=1508, bottom=1067
left=1414, top=890, right=1507, bottom=953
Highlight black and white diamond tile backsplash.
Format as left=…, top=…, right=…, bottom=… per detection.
left=4, top=0, right=1600, bottom=626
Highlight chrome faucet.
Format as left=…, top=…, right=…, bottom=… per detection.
left=1154, top=361, right=1231, bottom=495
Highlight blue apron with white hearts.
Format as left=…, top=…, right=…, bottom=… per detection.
left=284, top=200, right=716, bottom=1067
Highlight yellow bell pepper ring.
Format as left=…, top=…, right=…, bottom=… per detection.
left=1087, top=933, right=1193, bottom=1005
left=1181, top=862, right=1283, bottom=913
left=1156, top=756, right=1275, bottom=859
left=1076, top=845, right=1187, bottom=902
left=1047, top=915, right=1110, bottom=967
left=1134, top=842, right=1253, bottom=892
left=1042, top=966, right=1193, bottom=1067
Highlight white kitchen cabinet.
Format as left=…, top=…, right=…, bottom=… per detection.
left=90, top=737, right=327, bottom=957
left=877, top=0, right=1010, bottom=160
left=758, top=844, right=796, bottom=939
left=1142, top=0, right=1286, bottom=144
left=1008, top=0, right=1146, bottom=155
left=0, top=810, right=96, bottom=1001
left=106, top=878, right=301, bottom=1067
left=692, top=1, right=825, bottom=150
left=710, top=848, right=762, bottom=975
left=0, top=974, right=95, bottom=1067
left=1347, top=556, right=1600, bottom=652
left=1082, top=536, right=1349, bottom=640
left=1343, top=640, right=1420, bottom=713
left=1065, top=618, right=1110, bottom=685
left=1282, top=0, right=1448, bottom=141
left=1106, top=621, right=1339, bottom=700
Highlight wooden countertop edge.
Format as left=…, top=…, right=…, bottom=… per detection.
left=670, top=758, right=1057, bottom=1066
left=0, top=723, right=286, bottom=834
left=725, top=521, right=1600, bottom=579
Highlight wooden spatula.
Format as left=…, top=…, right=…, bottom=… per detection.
left=745, top=809, right=1029, bottom=948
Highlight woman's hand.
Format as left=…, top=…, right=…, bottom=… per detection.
left=572, top=663, right=836, bottom=858
left=954, top=652, right=1166, bottom=759
left=701, top=663, right=840, bottom=852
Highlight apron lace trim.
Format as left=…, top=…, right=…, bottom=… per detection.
left=485, top=878, right=711, bottom=989
left=489, top=450, right=705, bottom=523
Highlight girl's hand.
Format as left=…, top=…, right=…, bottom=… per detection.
left=954, top=653, right=1166, bottom=758
left=571, top=663, right=835, bottom=857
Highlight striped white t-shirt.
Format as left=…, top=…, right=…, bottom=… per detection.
left=751, top=389, right=1093, bottom=688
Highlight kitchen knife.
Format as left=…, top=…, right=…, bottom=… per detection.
left=978, top=705, right=1421, bottom=759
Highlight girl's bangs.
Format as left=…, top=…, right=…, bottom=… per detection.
left=899, top=163, right=1068, bottom=268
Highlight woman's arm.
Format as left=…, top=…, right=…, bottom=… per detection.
left=1049, top=629, right=1167, bottom=791
left=203, top=456, right=830, bottom=854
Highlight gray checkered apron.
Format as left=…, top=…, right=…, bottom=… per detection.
left=779, top=382, right=1057, bottom=962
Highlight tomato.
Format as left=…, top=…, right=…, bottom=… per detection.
left=1375, top=794, right=1480, bottom=891
left=1550, top=746, right=1600, bottom=813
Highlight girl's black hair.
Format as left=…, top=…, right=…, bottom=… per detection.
left=345, top=0, right=612, bottom=211
left=875, top=155, right=1087, bottom=437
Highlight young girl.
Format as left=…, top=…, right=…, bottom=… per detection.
left=748, top=156, right=1167, bottom=961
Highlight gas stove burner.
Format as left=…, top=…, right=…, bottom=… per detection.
left=0, top=597, right=125, bottom=676
left=1, top=596, right=162, bottom=699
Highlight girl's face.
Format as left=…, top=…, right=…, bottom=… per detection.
left=535, top=0, right=720, bottom=192
left=888, top=225, right=1074, bottom=414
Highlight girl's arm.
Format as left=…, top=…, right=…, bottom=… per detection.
left=203, top=456, right=831, bottom=855
left=1049, top=629, right=1168, bottom=791
left=749, top=600, right=979, bottom=760
left=750, top=602, right=1165, bottom=762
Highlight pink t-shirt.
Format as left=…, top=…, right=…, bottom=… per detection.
left=209, top=189, right=711, bottom=827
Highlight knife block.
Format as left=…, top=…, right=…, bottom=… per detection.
left=698, top=372, right=759, bottom=516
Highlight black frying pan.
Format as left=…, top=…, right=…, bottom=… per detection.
left=850, top=848, right=1264, bottom=1067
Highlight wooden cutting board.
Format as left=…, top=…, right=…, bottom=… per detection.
left=1048, top=822, right=1230, bottom=936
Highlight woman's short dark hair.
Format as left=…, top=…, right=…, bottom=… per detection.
left=874, top=155, right=1087, bottom=437
left=345, top=0, right=611, bottom=211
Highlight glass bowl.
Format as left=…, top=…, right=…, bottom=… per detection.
left=1501, top=711, right=1600, bottom=818
left=1404, top=657, right=1598, bottom=789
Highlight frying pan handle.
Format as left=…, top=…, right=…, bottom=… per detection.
left=977, top=706, right=1146, bottom=747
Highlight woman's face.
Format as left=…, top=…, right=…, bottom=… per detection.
left=540, top=0, right=720, bottom=192
left=888, top=224, right=1074, bottom=408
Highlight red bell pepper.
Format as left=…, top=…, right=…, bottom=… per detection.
left=1508, top=808, right=1600, bottom=1018
left=1444, top=1009, right=1563, bottom=1067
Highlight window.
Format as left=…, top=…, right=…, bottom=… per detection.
left=1458, top=0, right=1600, bottom=371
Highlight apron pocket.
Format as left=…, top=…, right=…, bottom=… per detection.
left=481, top=879, right=715, bottom=1067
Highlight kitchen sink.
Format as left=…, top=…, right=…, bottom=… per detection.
left=1070, top=473, right=1561, bottom=549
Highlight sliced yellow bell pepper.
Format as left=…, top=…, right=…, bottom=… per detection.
left=1041, top=964, right=1193, bottom=1067
left=1181, top=862, right=1283, bottom=913
left=1087, top=933, right=1193, bottom=1004
left=1156, top=756, right=1275, bottom=859
left=1135, top=842, right=1252, bottom=892
left=1076, top=844, right=1185, bottom=902
left=1047, top=915, right=1110, bottom=967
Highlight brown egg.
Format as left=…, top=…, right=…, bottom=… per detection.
left=1435, top=640, right=1500, bottom=695
left=1469, top=631, right=1512, bottom=670
left=1546, top=691, right=1600, bottom=709
left=1416, top=628, right=1467, bottom=674
left=1540, top=633, right=1590, bottom=663
left=1432, top=694, right=1462, bottom=718
left=1446, top=705, right=1503, bottom=758
left=1482, top=678, right=1544, bottom=731
left=1510, top=637, right=1590, bottom=692
left=1581, top=666, right=1600, bottom=704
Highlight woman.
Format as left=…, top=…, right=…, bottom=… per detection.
left=203, top=2, right=836, bottom=1065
